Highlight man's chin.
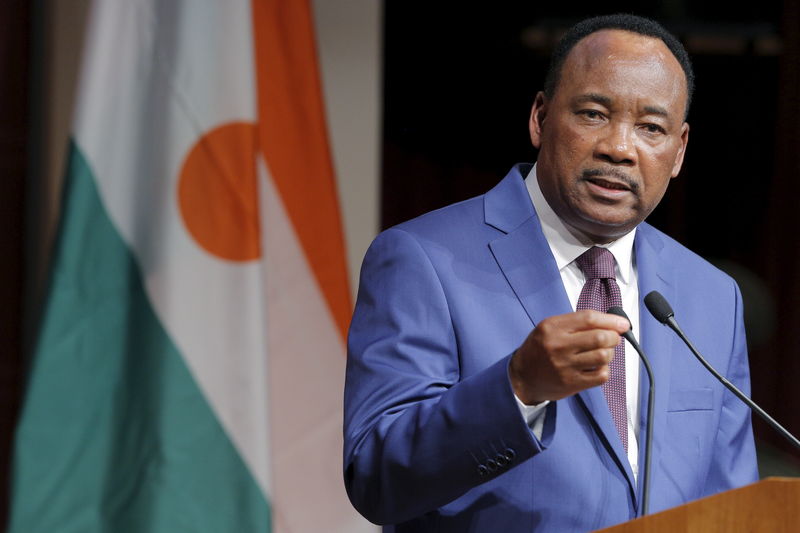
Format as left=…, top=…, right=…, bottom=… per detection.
left=570, top=211, right=639, bottom=244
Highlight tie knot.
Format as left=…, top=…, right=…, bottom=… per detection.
left=576, top=246, right=617, bottom=280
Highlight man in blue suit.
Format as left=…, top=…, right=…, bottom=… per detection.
left=344, top=14, right=758, bottom=531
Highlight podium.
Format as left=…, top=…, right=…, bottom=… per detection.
left=596, top=477, right=800, bottom=532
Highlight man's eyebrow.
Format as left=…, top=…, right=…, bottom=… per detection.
left=574, top=93, right=612, bottom=106
left=643, top=105, right=669, bottom=117
left=574, top=94, right=673, bottom=119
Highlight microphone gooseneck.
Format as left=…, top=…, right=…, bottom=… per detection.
left=644, top=290, right=800, bottom=452
left=607, top=306, right=654, bottom=517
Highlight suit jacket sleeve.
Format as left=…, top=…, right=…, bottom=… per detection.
left=343, top=228, right=544, bottom=525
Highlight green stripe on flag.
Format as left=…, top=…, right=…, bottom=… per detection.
left=10, top=141, right=271, bottom=533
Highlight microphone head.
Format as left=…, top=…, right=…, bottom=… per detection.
left=607, top=306, right=636, bottom=345
left=606, top=306, right=631, bottom=328
left=644, top=291, right=674, bottom=324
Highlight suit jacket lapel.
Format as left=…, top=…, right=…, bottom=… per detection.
left=633, top=224, right=676, bottom=508
left=488, top=216, right=573, bottom=324
left=484, top=166, right=637, bottom=498
left=485, top=165, right=573, bottom=326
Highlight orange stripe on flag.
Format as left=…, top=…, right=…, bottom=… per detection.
left=252, top=0, right=352, bottom=341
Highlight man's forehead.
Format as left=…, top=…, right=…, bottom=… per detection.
left=569, top=29, right=676, bottom=68
left=558, top=29, right=689, bottom=117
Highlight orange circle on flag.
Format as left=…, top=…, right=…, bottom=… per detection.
left=178, top=122, right=261, bottom=261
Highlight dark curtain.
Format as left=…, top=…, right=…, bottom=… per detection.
left=759, top=0, right=800, bottom=453
left=0, top=0, right=30, bottom=527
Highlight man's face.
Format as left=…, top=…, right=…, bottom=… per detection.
left=530, top=30, right=690, bottom=243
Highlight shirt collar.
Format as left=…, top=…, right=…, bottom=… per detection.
left=524, top=163, right=636, bottom=284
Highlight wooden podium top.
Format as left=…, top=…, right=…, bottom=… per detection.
left=595, top=477, right=800, bottom=532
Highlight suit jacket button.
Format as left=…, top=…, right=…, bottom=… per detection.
left=503, top=448, right=516, bottom=462
left=486, top=459, right=498, bottom=472
left=477, top=464, right=489, bottom=476
left=495, top=453, right=508, bottom=467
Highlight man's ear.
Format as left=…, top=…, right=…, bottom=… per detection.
left=529, top=91, right=548, bottom=149
left=670, top=122, right=690, bottom=178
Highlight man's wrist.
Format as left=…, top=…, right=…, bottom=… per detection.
left=509, top=350, right=543, bottom=405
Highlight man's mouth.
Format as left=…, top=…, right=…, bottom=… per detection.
left=581, top=169, right=638, bottom=195
left=586, top=177, right=631, bottom=191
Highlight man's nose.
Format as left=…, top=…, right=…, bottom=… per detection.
left=594, top=123, right=636, bottom=165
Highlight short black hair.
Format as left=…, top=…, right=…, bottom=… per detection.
left=543, top=14, right=695, bottom=118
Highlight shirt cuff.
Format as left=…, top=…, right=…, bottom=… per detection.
left=514, top=394, right=550, bottom=440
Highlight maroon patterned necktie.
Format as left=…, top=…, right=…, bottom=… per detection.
left=575, top=246, right=627, bottom=452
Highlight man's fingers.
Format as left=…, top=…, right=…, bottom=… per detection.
left=512, top=310, right=629, bottom=403
left=575, top=364, right=611, bottom=388
left=573, top=347, right=615, bottom=371
left=551, top=309, right=630, bottom=334
left=569, top=328, right=623, bottom=352
left=569, top=348, right=615, bottom=388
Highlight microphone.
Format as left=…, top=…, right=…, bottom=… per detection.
left=607, top=306, right=654, bottom=517
left=644, top=291, right=800, bottom=451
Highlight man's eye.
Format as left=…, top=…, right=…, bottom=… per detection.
left=642, top=123, right=666, bottom=134
left=580, top=110, right=603, bottom=119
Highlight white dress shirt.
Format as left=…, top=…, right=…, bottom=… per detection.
left=513, top=164, right=641, bottom=481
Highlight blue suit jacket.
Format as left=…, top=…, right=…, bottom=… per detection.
left=344, top=164, right=758, bottom=532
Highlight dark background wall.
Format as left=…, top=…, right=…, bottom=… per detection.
left=0, top=0, right=30, bottom=527
left=382, top=0, right=800, bottom=469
